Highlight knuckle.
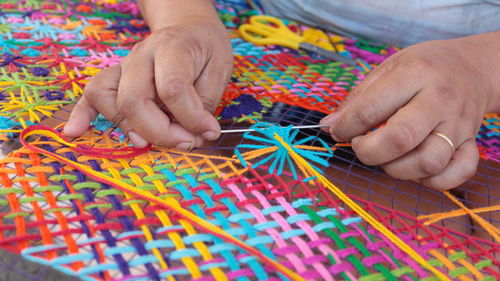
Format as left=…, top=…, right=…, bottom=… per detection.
left=201, top=97, right=219, bottom=114
left=157, top=75, right=186, bottom=101
left=402, top=56, right=437, bottom=82
left=131, top=40, right=148, bottom=53
left=83, top=80, right=99, bottom=100
left=407, top=56, right=434, bottom=73
left=418, top=153, right=448, bottom=176
left=329, top=117, right=350, bottom=141
left=459, top=158, right=478, bottom=182
left=388, top=123, right=419, bottom=154
left=108, top=113, right=126, bottom=129
left=115, top=96, right=140, bottom=118
left=382, top=165, right=401, bottom=179
left=354, top=100, right=380, bottom=128
left=123, top=42, right=146, bottom=65
left=433, top=81, right=457, bottom=105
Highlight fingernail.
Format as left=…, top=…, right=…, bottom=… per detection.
left=175, top=141, right=194, bottom=151
left=202, top=130, right=219, bottom=141
left=128, top=131, right=148, bottom=148
left=63, top=120, right=73, bottom=133
left=63, top=119, right=78, bottom=136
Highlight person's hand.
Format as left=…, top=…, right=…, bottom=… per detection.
left=64, top=18, right=233, bottom=150
left=320, top=33, right=500, bottom=190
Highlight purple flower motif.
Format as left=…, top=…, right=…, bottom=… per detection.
left=32, top=67, right=50, bottom=77
left=0, top=54, right=25, bottom=67
left=220, top=94, right=264, bottom=119
left=44, top=90, right=65, bottom=100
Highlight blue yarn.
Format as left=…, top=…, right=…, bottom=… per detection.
left=114, top=49, right=130, bottom=57
left=144, top=239, right=175, bottom=250
left=235, top=122, right=334, bottom=179
left=19, top=47, right=40, bottom=57
left=0, top=116, right=17, bottom=130
left=70, top=48, right=90, bottom=57
left=105, top=245, right=136, bottom=256
left=51, top=253, right=94, bottom=265
left=91, top=114, right=115, bottom=131
left=128, top=255, right=159, bottom=266
left=183, top=234, right=214, bottom=245
left=0, top=116, right=34, bottom=136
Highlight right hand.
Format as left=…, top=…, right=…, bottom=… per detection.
left=64, top=18, right=233, bottom=151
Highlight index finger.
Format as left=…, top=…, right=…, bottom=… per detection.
left=351, top=91, right=444, bottom=165
left=117, top=48, right=198, bottom=149
left=322, top=61, right=422, bottom=141
left=154, top=44, right=221, bottom=140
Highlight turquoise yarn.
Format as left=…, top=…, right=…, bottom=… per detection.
left=235, top=123, right=333, bottom=179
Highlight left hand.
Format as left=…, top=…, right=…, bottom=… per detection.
left=320, top=32, right=500, bottom=190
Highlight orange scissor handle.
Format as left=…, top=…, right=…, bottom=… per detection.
left=238, top=15, right=304, bottom=49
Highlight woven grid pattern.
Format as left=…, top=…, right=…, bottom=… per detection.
left=0, top=130, right=498, bottom=280
left=0, top=0, right=498, bottom=280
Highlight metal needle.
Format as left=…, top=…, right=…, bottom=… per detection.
left=220, top=124, right=330, bottom=134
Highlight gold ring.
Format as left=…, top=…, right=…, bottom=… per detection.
left=431, top=131, right=455, bottom=151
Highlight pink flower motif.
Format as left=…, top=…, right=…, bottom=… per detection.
left=47, top=17, right=65, bottom=25
left=7, top=17, right=24, bottom=24
left=117, top=2, right=141, bottom=16
left=59, top=33, right=76, bottom=40
left=30, top=11, right=47, bottom=20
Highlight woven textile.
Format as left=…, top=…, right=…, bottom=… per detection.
left=1, top=130, right=498, bottom=280
left=0, top=1, right=498, bottom=281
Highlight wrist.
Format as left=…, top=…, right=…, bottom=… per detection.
left=139, top=0, right=222, bottom=32
left=472, top=31, right=500, bottom=113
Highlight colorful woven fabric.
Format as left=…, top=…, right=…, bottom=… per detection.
left=1, top=128, right=498, bottom=280
left=0, top=1, right=498, bottom=281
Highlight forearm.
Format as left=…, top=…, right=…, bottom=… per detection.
left=138, top=0, right=221, bottom=31
left=465, top=31, right=500, bottom=113
left=485, top=31, right=500, bottom=113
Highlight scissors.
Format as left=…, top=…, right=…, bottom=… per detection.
left=239, top=15, right=357, bottom=65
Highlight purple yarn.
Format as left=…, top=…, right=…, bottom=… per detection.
left=44, top=91, right=65, bottom=100
left=0, top=54, right=25, bottom=67
left=0, top=92, right=5, bottom=101
left=31, top=67, right=50, bottom=77
left=220, top=94, right=263, bottom=119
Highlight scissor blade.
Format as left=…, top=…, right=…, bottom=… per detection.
left=220, top=124, right=330, bottom=134
left=300, top=42, right=357, bottom=66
